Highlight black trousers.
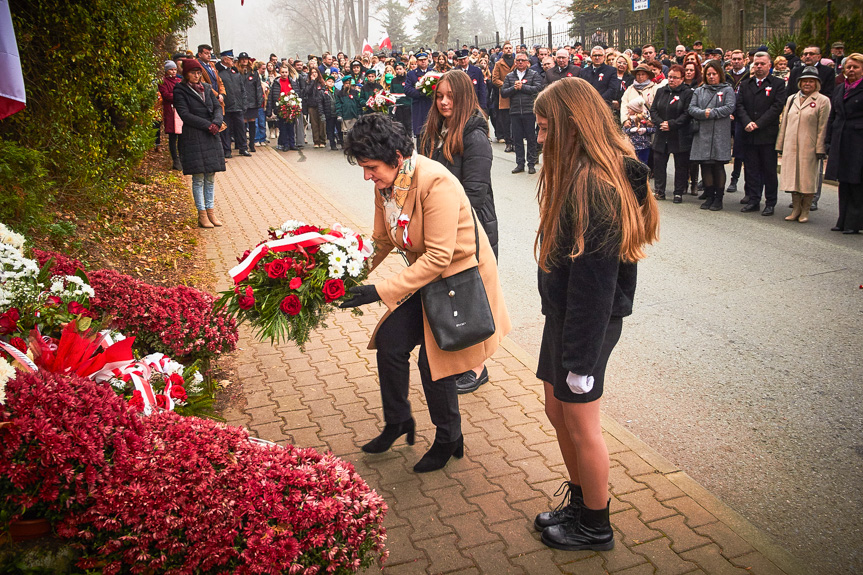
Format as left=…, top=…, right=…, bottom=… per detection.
left=497, top=108, right=511, bottom=145
left=743, top=144, right=778, bottom=207
left=220, top=110, right=247, bottom=153
left=374, top=293, right=461, bottom=442
left=246, top=120, right=256, bottom=150
left=653, top=149, right=690, bottom=196
left=836, top=182, right=863, bottom=232
left=510, top=112, right=538, bottom=168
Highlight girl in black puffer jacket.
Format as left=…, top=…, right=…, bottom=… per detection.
left=420, top=69, right=499, bottom=394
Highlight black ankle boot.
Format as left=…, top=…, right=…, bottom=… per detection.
left=534, top=481, right=582, bottom=531
left=413, top=435, right=464, bottom=473
left=361, top=418, right=415, bottom=453
left=700, top=189, right=715, bottom=210
left=541, top=499, right=614, bottom=551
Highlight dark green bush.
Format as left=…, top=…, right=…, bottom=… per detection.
left=797, top=9, right=862, bottom=55
left=0, top=0, right=204, bottom=227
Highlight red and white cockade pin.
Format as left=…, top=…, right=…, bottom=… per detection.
left=765, top=86, right=772, bottom=96
left=718, top=92, right=724, bottom=102
left=671, top=95, right=680, bottom=104
left=810, top=101, right=817, bottom=108
left=397, top=214, right=412, bottom=246
left=598, top=73, right=604, bottom=81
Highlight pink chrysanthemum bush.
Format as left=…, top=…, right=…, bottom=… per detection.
left=31, top=249, right=85, bottom=277
left=88, top=268, right=238, bottom=363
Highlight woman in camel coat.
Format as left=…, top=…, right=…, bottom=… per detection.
left=776, top=66, right=831, bottom=222
left=340, top=113, right=511, bottom=473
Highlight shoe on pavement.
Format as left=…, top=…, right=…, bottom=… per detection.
left=512, top=165, right=525, bottom=174
left=810, top=200, right=818, bottom=211
left=540, top=500, right=614, bottom=552
left=239, top=150, right=252, bottom=157
left=761, top=206, right=775, bottom=216
left=673, top=195, right=683, bottom=203
left=535, top=482, right=583, bottom=531
left=505, top=145, right=514, bottom=153
left=455, top=366, right=489, bottom=394
left=741, top=203, right=760, bottom=213
left=654, top=192, right=666, bottom=200
left=528, top=166, right=536, bottom=174
left=726, top=180, right=738, bottom=193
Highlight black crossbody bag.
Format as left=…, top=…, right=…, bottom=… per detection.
left=420, top=210, right=496, bottom=352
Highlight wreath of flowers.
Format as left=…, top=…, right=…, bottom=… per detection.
left=365, top=89, right=397, bottom=113
left=415, top=71, right=443, bottom=97
left=277, top=90, right=303, bottom=121
left=217, top=221, right=373, bottom=348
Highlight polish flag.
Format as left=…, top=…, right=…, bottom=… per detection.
left=378, top=33, right=392, bottom=51
left=0, top=0, right=26, bottom=120
left=362, top=38, right=373, bottom=54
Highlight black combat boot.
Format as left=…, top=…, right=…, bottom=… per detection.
left=541, top=499, right=614, bottom=551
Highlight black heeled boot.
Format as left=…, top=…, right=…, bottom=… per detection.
left=413, top=435, right=464, bottom=473
left=361, top=418, right=415, bottom=454
left=534, top=481, right=582, bottom=531
left=541, top=499, right=614, bottom=551
left=699, top=187, right=715, bottom=210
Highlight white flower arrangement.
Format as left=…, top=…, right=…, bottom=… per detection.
left=0, top=243, right=39, bottom=282
left=48, top=275, right=95, bottom=301
left=0, top=356, right=14, bottom=405
left=0, top=223, right=26, bottom=254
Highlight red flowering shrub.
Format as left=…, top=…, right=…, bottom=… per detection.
left=0, top=371, right=145, bottom=522
left=62, top=412, right=388, bottom=574
left=88, top=269, right=238, bottom=363
left=32, top=249, right=85, bottom=277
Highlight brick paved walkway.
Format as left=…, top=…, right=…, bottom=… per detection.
left=203, top=147, right=805, bottom=575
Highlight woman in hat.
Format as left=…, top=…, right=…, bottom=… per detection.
left=776, top=66, right=831, bottom=223
left=158, top=60, right=183, bottom=171
left=620, top=64, right=660, bottom=125
left=172, top=59, right=227, bottom=228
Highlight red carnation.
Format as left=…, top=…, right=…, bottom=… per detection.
left=170, top=385, right=188, bottom=401
left=322, top=279, right=346, bottom=303
left=295, top=225, right=320, bottom=235
left=289, top=277, right=302, bottom=290
left=67, top=301, right=87, bottom=315
left=265, top=259, right=288, bottom=279
left=0, top=308, right=20, bottom=334
left=128, top=390, right=145, bottom=411
left=9, top=337, right=27, bottom=353
left=280, top=295, right=302, bottom=316
left=238, top=295, right=255, bottom=310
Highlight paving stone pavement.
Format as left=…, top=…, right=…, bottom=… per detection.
left=202, top=147, right=807, bottom=575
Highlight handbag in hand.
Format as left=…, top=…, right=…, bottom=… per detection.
left=420, top=210, right=495, bottom=352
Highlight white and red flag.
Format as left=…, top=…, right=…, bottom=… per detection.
left=0, top=0, right=26, bottom=120
left=361, top=38, right=373, bottom=54
left=378, top=33, right=392, bottom=51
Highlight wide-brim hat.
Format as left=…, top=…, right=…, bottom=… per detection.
left=798, top=66, right=822, bottom=87
left=633, top=64, right=655, bottom=78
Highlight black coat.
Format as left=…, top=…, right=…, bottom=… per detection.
left=734, top=75, right=786, bottom=146
left=217, top=63, right=245, bottom=113
left=240, top=69, right=263, bottom=111
left=650, top=83, right=694, bottom=153
left=500, top=68, right=544, bottom=115
left=578, top=63, right=617, bottom=103
left=787, top=62, right=835, bottom=101
left=825, top=81, right=863, bottom=184
left=268, top=77, right=294, bottom=114
left=428, top=114, right=499, bottom=257
left=537, top=157, right=648, bottom=376
left=612, top=73, right=635, bottom=108
left=173, top=82, right=226, bottom=175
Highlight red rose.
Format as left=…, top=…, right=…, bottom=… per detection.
left=9, top=337, right=27, bottom=353
left=237, top=249, right=251, bottom=263
left=265, top=259, right=288, bottom=279
left=322, top=279, right=346, bottom=303
left=67, top=301, right=87, bottom=315
left=0, top=308, right=20, bottom=335
left=168, top=373, right=185, bottom=387
left=170, top=385, right=188, bottom=401
left=280, top=294, right=302, bottom=316
left=238, top=295, right=255, bottom=310
left=128, top=390, right=144, bottom=411
left=45, top=295, right=62, bottom=307
left=289, top=277, right=302, bottom=290
left=155, top=394, right=169, bottom=409
left=261, top=245, right=270, bottom=255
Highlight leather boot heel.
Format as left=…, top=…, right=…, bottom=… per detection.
left=362, top=418, right=415, bottom=454
left=406, top=428, right=416, bottom=446
left=413, top=435, right=464, bottom=473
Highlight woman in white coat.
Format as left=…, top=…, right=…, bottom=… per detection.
left=776, top=66, right=831, bottom=223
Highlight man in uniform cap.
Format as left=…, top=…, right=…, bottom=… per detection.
left=454, top=49, right=487, bottom=109
left=404, top=52, right=434, bottom=136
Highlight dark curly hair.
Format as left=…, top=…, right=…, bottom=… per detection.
left=342, top=113, right=414, bottom=167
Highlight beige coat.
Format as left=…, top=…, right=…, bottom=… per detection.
left=620, top=82, right=659, bottom=124
left=776, top=91, right=831, bottom=194
left=369, top=155, right=512, bottom=380
left=492, top=58, right=513, bottom=109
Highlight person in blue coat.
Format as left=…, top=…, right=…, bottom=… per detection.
left=453, top=49, right=487, bottom=110
left=404, top=52, right=434, bottom=136
left=578, top=46, right=617, bottom=105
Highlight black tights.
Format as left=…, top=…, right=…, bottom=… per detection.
left=700, top=162, right=726, bottom=193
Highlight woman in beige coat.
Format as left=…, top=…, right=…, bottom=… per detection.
left=776, top=66, right=831, bottom=222
left=340, top=113, right=511, bottom=473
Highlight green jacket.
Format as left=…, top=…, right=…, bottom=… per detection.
left=336, top=87, right=361, bottom=120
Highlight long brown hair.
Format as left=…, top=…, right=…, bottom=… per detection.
left=533, top=78, right=659, bottom=271
left=420, top=70, right=481, bottom=163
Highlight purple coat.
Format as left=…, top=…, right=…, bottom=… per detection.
left=158, top=75, right=182, bottom=134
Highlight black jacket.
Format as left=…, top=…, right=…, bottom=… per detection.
left=544, top=63, right=581, bottom=84
left=240, top=69, right=263, bottom=111
left=268, top=77, right=294, bottom=116
left=787, top=62, right=835, bottom=101
left=612, top=73, right=635, bottom=108
left=172, top=82, right=226, bottom=175
left=537, top=157, right=648, bottom=376
left=825, top=81, right=863, bottom=184
left=500, top=68, right=544, bottom=115
left=650, top=83, right=694, bottom=153
left=427, top=114, right=499, bottom=257
left=578, top=63, right=617, bottom=103
left=217, top=63, right=245, bottom=113
left=734, top=75, right=787, bottom=146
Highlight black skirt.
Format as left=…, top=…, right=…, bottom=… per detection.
left=536, top=315, right=622, bottom=403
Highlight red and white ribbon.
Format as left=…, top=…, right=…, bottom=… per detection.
left=397, top=215, right=411, bottom=247
left=0, top=340, right=37, bottom=372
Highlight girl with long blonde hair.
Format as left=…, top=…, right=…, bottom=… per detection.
left=531, top=77, right=658, bottom=552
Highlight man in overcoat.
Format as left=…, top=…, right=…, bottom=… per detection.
left=404, top=52, right=434, bottom=137
left=737, top=52, right=787, bottom=215
left=578, top=46, right=616, bottom=105
left=787, top=46, right=835, bottom=101
left=216, top=49, right=251, bottom=157
left=491, top=42, right=515, bottom=152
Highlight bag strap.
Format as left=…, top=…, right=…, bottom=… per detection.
left=471, top=208, right=480, bottom=265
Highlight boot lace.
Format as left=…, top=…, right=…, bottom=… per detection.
left=548, top=481, right=581, bottom=522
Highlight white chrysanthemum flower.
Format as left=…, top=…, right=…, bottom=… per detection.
left=280, top=220, right=305, bottom=232
left=50, top=280, right=65, bottom=293
left=109, top=377, right=127, bottom=390
left=346, top=248, right=363, bottom=263
left=328, top=265, right=344, bottom=279
left=333, top=237, right=353, bottom=249
left=318, top=243, right=335, bottom=254
left=0, top=357, right=15, bottom=405
left=328, top=249, right=346, bottom=268
left=346, top=260, right=363, bottom=277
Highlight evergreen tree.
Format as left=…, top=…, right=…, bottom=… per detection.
left=376, top=0, right=413, bottom=51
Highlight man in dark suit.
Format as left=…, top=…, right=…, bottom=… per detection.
left=737, top=52, right=787, bottom=216
left=454, top=49, right=487, bottom=110
left=787, top=46, right=835, bottom=101
left=404, top=52, right=434, bottom=137
left=544, top=48, right=581, bottom=84
left=578, top=46, right=616, bottom=105
left=727, top=50, right=749, bottom=196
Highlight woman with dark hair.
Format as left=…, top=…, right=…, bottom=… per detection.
left=688, top=60, right=736, bottom=211
left=172, top=59, right=226, bottom=228
left=303, top=67, right=328, bottom=148
left=650, top=64, right=693, bottom=202
left=683, top=58, right=702, bottom=88
left=420, top=69, right=499, bottom=394
left=532, top=77, right=659, bottom=552
left=339, top=113, right=511, bottom=472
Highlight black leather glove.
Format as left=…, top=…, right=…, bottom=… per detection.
left=339, top=285, right=380, bottom=308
